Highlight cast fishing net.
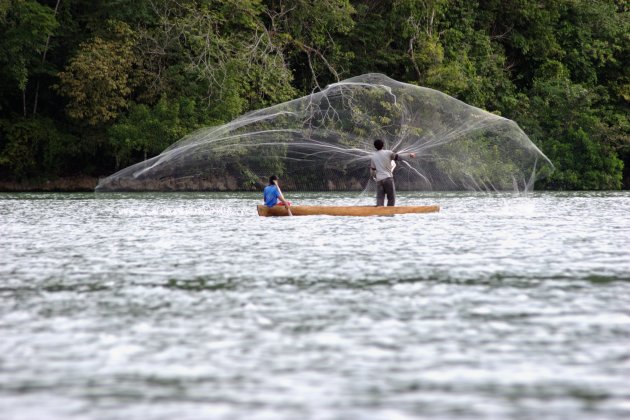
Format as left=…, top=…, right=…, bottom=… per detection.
left=95, top=73, right=553, bottom=192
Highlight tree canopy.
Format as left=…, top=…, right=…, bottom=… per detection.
left=0, top=0, right=628, bottom=189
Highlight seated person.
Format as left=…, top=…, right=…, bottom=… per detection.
left=263, top=175, right=291, bottom=209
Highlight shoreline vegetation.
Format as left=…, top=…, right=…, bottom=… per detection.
left=0, top=175, right=359, bottom=192
left=2, top=174, right=629, bottom=192
left=1, top=1, right=628, bottom=191
left=0, top=176, right=98, bottom=192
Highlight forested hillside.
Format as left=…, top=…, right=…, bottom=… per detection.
left=0, top=0, right=628, bottom=189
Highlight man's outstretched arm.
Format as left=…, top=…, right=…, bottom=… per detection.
left=393, top=152, right=416, bottom=160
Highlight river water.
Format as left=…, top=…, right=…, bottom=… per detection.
left=1, top=191, right=629, bottom=420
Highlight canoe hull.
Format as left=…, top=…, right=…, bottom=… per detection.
left=257, top=205, right=440, bottom=217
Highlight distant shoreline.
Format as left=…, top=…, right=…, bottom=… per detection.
left=1, top=176, right=629, bottom=192
left=0, top=177, right=99, bottom=192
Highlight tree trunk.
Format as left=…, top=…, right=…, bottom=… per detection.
left=33, top=0, right=61, bottom=116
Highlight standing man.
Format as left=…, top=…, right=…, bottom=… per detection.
left=370, top=139, right=416, bottom=206
left=263, top=175, right=292, bottom=215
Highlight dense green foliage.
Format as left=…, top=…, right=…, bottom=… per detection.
left=0, top=0, right=627, bottom=189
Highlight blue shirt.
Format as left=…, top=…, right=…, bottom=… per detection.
left=263, top=185, right=280, bottom=207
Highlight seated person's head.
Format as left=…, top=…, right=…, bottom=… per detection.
left=269, top=175, right=279, bottom=185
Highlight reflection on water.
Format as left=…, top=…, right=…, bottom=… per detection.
left=1, top=191, right=629, bottom=420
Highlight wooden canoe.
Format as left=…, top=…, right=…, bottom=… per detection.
left=257, top=204, right=440, bottom=217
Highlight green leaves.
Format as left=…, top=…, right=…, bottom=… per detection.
left=0, top=0, right=58, bottom=102
left=108, top=95, right=209, bottom=169
left=0, top=116, right=74, bottom=179
left=55, top=20, right=135, bottom=125
left=0, top=0, right=626, bottom=189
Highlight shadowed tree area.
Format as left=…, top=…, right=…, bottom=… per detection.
left=0, top=0, right=628, bottom=190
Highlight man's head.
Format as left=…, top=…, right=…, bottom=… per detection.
left=269, top=175, right=279, bottom=185
left=374, top=139, right=384, bottom=150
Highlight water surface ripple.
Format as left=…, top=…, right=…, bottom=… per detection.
left=1, top=191, right=629, bottom=420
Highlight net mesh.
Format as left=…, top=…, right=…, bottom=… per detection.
left=96, top=73, right=553, bottom=193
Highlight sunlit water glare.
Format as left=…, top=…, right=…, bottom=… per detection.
left=1, top=191, right=629, bottom=420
